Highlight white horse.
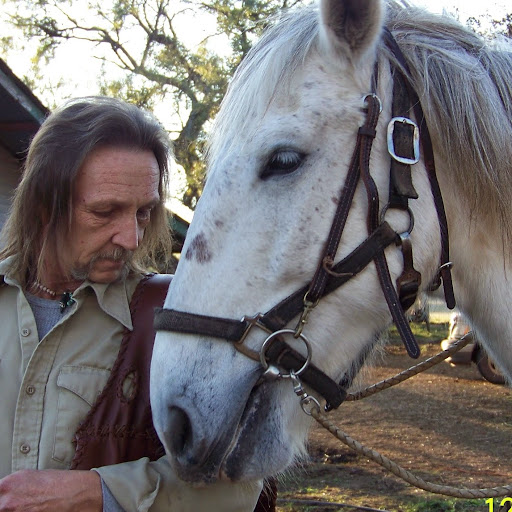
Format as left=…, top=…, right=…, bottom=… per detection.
left=151, top=0, right=512, bottom=489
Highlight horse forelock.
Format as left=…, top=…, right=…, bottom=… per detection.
left=208, top=0, right=512, bottom=240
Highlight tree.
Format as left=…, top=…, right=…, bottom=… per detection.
left=467, top=11, right=512, bottom=40
left=0, top=0, right=304, bottom=208
left=492, top=12, right=512, bottom=38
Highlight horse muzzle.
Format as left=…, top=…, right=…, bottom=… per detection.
left=150, top=336, right=294, bottom=483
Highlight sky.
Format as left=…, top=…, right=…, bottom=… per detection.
left=417, top=0, right=508, bottom=17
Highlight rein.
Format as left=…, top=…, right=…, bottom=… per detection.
left=311, top=333, right=512, bottom=499
left=153, top=32, right=455, bottom=411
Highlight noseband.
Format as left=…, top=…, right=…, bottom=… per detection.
left=154, top=31, right=455, bottom=411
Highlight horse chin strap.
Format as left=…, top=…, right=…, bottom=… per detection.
left=154, top=31, right=455, bottom=412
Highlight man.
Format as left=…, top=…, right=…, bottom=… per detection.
left=0, top=97, right=263, bottom=511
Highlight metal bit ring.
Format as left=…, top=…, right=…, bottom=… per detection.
left=260, top=329, right=312, bottom=379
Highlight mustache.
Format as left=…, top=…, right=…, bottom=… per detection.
left=90, top=247, right=133, bottom=264
left=71, top=247, right=133, bottom=281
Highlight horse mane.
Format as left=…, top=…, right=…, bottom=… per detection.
left=208, top=1, right=512, bottom=239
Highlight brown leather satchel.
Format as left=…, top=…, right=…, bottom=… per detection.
left=71, top=273, right=276, bottom=511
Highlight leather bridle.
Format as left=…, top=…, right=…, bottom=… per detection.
left=154, top=31, right=455, bottom=412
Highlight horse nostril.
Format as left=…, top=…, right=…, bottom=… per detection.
left=167, top=406, right=193, bottom=456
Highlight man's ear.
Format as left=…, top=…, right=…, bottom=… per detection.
left=319, top=0, right=384, bottom=62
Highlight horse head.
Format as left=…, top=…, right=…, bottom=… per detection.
left=151, top=0, right=512, bottom=487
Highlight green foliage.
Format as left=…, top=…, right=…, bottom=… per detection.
left=492, top=12, right=512, bottom=38
left=467, top=10, right=512, bottom=40
left=388, top=321, right=448, bottom=347
left=404, top=498, right=484, bottom=512
left=0, top=0, right=306, bottom=208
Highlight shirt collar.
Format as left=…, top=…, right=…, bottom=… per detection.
left=73, top=278, right=134, bottom=330
left=0, top=256, right=135, bottom=330
left=0, top=255, right=15, bottom=280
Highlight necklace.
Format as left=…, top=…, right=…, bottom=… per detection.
left=32, top=281, right=76, bottom=312
left=33, top=281, right=58, bottom=298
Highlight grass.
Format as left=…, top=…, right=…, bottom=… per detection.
left=277, top=484, right=492, bottom=512
left=403, top=498, right=490, bottom=512
left=387, top=321, right=448, bottom=348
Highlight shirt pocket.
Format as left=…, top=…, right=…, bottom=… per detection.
left=52, top=365, right=111, bottom=465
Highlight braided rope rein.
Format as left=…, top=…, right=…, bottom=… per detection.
left=310, top=333, right=512, bottom=498
left=346, top=333, right=472, bottom=401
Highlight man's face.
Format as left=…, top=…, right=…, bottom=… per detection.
left=63, top=146, right=161, bottom=284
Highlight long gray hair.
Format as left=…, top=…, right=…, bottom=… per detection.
left=0, top=96, right=173, bottom=285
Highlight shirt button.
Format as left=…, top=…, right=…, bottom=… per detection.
left=26, top=385, right=36, bottom=395
left=19, top=444, right=30, bottom=454
left=21, top=328, right=31, bottom=337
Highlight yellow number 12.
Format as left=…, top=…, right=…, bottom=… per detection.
left=487, top=498, right=512, bottom=512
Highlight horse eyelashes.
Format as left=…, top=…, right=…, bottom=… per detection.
left=260, top=149, right=306, bottom=180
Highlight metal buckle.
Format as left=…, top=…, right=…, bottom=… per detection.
left=387, top=117, right=420, bottom=165
left=239, top=313, right=272, bottom=343
left=235, top=313, right=273, bottom=361
left=362, top=93, right=383, bottom=113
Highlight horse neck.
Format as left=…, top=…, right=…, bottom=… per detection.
left=438, top=163, right=512, bottom=373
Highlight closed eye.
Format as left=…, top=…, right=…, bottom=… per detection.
left=260, top=149, right=306, bottom=180
left=92, top=208, right=115, bottom=218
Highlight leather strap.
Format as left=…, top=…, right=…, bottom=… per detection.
left=154, top=223, right=397, bottom=340
left=383, top=28, right=455, bottom=310
left=388, top=69, right=419, bottom=208
left=357, top=94, right=420, bottom=359
left=306, top=93, right=381, bottom=305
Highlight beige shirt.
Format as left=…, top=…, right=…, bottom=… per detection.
left=0, top=256, right=262, bottom=511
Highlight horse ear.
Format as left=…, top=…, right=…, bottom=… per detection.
left=319, top=0, right=384, bottom=61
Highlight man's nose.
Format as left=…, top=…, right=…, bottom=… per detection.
left=112, top=215, right=142, bottom=251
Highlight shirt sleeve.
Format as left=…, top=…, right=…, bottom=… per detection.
left=93, top=456, right=263, bottom=512
left=101, top=478, right=126, bottom=512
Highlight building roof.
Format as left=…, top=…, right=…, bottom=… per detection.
left=0, top=59, right=49, bottom=158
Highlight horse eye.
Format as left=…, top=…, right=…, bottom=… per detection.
left=260, top=150, right=306, bottom=180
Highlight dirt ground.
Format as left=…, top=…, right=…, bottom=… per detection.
left=276, top=327, right=512, bottom=512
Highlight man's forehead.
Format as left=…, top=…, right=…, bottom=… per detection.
left=74, top=147, right=161, bottom=199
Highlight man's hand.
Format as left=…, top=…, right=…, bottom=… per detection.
left=0, top=469, right=102, bottom=512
